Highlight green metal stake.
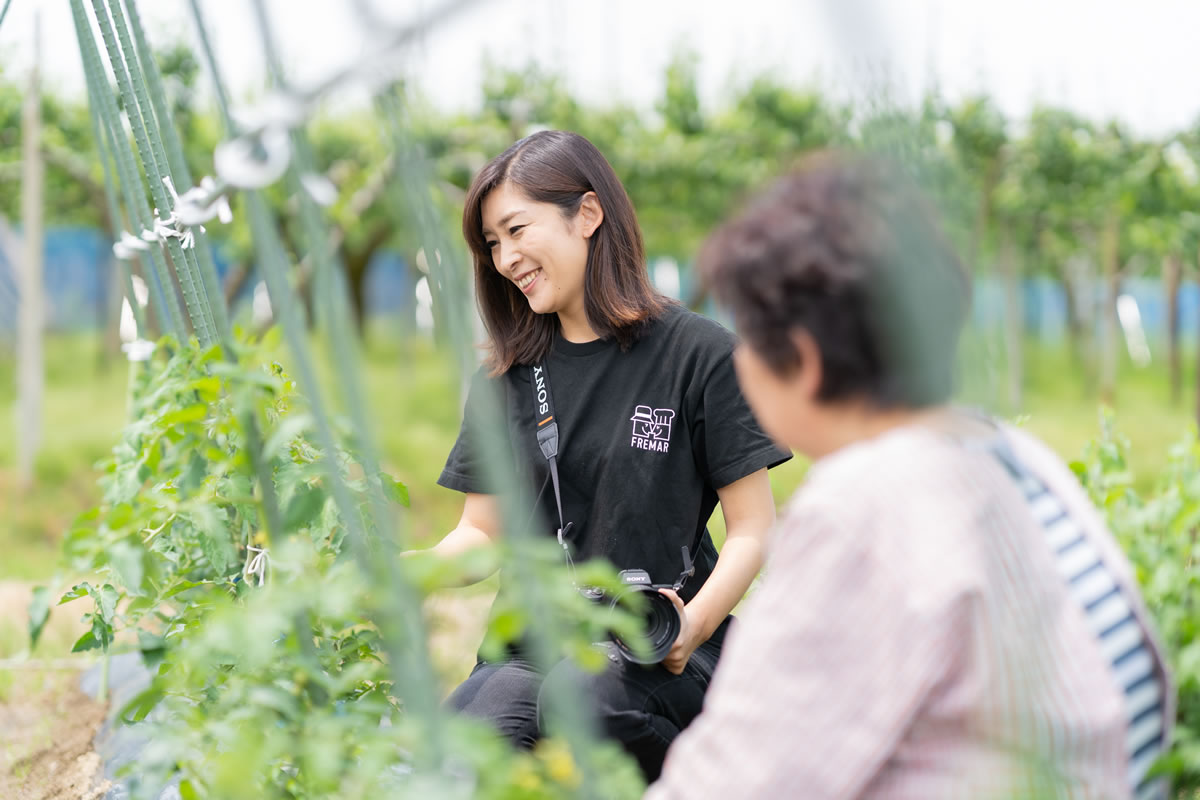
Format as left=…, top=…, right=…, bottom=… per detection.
left=245, top=190, right=450, bottom=765
left=123, top=0, right=231, bottom=343
left=69, top=0, right=185, bottom=339
left=89, top=0, right=214, bottom=346
left=380, top=87, right=611, bottom=797
left=248, top=0, right=453, bottom=756
left=192, top=0, right=451, bottom=767
left=78, top=37, right=147, bottom=336
left=102, top=0, right=216, bottom=343
left=92, top=124, right=147, bottom=334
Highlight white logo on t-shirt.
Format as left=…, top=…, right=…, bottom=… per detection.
left=630, top=405, right=674, bottom=453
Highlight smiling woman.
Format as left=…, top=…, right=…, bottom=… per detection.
left=462, top=130, right=667, bottom=372
left=480, top=181, right=599, bottom=334
left=414, top=129, right=791, bottom=782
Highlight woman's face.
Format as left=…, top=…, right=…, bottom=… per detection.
left=481, top=182, right=599, bottom=319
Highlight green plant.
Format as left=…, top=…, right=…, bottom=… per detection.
left=37, top=0, right=653, bottom=792
left=1072, top=410, right=1200, bottom=791
left=39, top=328, right=645, bottom=799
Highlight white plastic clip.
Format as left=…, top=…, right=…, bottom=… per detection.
left=214, top=127, right=292, bottom=190
left=121, top=338, right=156, bottom=362
left=112, top=230, right=151, bottom=260
left=168, top=175, right=233, bottom=227
left=244, top=546, right=270, bottom=587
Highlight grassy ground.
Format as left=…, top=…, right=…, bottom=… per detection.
left=959, top=329, right=1196, bottom=488
left=0, top=327, right=1192, bottom=584
left=0, top=337, right=129, bottom=581
left=1020, top=340, right=1193, bottom=484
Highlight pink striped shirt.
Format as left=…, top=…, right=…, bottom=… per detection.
left=648, top=422, right=1172, bottom=800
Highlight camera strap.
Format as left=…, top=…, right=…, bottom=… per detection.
left=528, top=361, right=695, bottom=596
left=530, top=361, right=575, bottom=576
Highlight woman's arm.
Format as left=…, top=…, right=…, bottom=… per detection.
left=404, top=493, right=503, bottom=585
left=431, top=493, right=502, bottom=557
left=659, top=468, right=775, bottom=674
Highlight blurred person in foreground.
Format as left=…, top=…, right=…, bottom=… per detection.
left=647, top=154, right=1173, bottom=800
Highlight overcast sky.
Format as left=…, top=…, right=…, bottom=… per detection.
left=1, top=0, right=1198, bottom=138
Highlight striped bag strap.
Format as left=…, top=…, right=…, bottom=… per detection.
left=986, top=437, right=1168, bottom=800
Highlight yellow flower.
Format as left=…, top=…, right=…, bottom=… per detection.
left=537, top=739, right=580, bottom=788
left=511, top=758, right=543, bottom=793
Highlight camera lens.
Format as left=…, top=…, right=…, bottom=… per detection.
left=610, top=587, right=680, bottom=665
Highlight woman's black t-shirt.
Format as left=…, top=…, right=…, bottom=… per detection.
left=438, top=304, right=791, bottom=605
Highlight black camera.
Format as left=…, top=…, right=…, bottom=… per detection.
left=583, top=547, right=696, bottom=665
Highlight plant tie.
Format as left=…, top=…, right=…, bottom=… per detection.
left=112, top=230, right=151, bottom=260
left=244, top=545, right=270, bottom=587
left=168, top=175, right=233, bottom=227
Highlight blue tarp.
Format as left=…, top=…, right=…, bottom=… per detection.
left=0, top=227, right=416, bottom=335
left=1, top=227, right=1195, bottom=343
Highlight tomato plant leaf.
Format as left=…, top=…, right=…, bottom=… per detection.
left=28, top=586, right=51, bottom=649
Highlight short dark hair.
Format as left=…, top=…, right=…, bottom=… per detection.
left=700, top=152, right=970, bottom=408
left=462, top=130, right=669, bottom=374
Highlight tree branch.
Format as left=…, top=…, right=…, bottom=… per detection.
left=296, top=153, right=399, bottom=283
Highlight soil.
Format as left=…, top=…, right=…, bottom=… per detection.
left=0, top=581, right=110, bottom=800
left=0, top=669, right=109, bottom=800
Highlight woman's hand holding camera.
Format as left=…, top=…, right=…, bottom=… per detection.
left=658, top=588, right=701, bottom=675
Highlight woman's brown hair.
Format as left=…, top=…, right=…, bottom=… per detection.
left=700, top=152, right=970, bottom=408
left=462, top=130, right=669, bottom=374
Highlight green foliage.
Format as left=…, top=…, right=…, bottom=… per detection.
left=116, top=534, right=643, bottom=800
left=56, top=328, right=384, bottom=654
left=8, top=45, right=1200, bottom=340
left=1072, top=411, right=1200, bottom=790
left=49, top=329, right=646, bottom=798
left=658, top=48, right=704, bottom=136
left=26, top=585, right=51, bottom=648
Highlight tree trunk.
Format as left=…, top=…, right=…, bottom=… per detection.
left=340, top=225, right=392, bottom=337
left=1000, top=228, right=1023, bottom=412
left=1165, top=252, right=1182, bottom=404
left=969, top=160, right=1001, bottom=276
left=223, top=262, right=251, bottom=307
left=17, top=19, right=44, bottom=491
left=1099, top=212, right=1120, bottom=406
left=1061, top=253, right=1096, bottom=391
left=346, top=261, right=367, bottom=336
left=1063, top=268, right=1084, bottom=359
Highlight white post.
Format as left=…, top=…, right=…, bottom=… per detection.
left=17, top=12, right=44, bottom=490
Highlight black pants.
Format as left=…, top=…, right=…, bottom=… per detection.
left=445, top=618, right=730, bottom=782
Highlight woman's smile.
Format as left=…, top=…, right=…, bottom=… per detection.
left=514, top=267, right=542, bottom=293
